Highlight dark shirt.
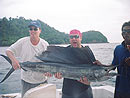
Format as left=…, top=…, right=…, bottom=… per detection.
left=62, top=45, right=95, bottom=96
left=112, top=41, right=130, bottom=93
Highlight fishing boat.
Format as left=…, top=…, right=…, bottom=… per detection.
left=0, top=84, right=114, bottom=98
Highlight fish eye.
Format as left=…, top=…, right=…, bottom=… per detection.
left=105, top=69, right=108, bottom=72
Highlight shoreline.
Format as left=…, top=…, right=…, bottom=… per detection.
left=0, top=42, right=120, bottom=47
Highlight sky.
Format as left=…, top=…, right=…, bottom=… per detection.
left=0, top=0, right=130, bottom=43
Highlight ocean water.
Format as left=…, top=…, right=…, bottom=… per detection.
left=0, top=43, right=119, bottom=94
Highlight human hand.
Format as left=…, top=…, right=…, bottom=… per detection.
left=127, top=45, right=130, bottom=52
left=125, top=57, right=130, bottom=66
left=12, top=59, right=20, bottom=70
left=79, top=77, right=90, bottom=85
left=93, top=60, right=102, bottom=65
left=54, top=72, right=62, bottom=79
left=44, top=72, right=52, bottom=77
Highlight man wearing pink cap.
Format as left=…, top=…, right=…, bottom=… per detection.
left=69, top=29, right=83, bottom=48
left=54, top=29, right=96, bottom=98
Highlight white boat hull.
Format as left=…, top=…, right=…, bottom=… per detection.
left=0, top=84, right=114, bottom=98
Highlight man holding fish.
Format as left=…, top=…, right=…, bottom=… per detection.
left=45, top=29, right=101, bottom=98
left=112, top=21, right=130, bottom=98
left=6, top=20, right=49, bottom=98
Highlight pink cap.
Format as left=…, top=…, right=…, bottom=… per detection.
left=69, top=29, right=82, bottom=38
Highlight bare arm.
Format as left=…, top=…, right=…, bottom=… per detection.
left=93, top=60, right=103, bottom=65
left=6, top=50, right=20, bottom=70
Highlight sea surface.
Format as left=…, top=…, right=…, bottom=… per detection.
left=0, top=43, right=119, bottom=94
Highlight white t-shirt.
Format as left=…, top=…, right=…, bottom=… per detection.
left=7, top=36, right=49, bottom=84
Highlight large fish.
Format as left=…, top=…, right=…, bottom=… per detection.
left=0, top=46, right=117, bottom=83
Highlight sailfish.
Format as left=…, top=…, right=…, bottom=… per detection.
left=0, top=46, right=118, bottom=83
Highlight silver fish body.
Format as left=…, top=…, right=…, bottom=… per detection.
left=21, top=61, right=117, bottom=82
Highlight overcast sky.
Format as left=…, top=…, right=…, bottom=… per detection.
left=0, top=0, right=130, bottom=43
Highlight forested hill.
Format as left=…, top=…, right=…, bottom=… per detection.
left=82, top=31, right=108, bottom=43
left=0, top=17, right=108, bottom=46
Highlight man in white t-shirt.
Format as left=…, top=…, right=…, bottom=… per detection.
left=6, top=20, right=49, bottom=97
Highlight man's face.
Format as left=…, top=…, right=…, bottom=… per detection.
left=122, top=26, right=130, bottom=45
left=29, top=26, right=41, bottom=38
left=69, top=34, right=82, bottom=48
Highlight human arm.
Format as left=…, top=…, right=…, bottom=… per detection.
left=5, top=38, right=24, bottom=70
left=46, top=72, right=90, bottom=85
left=93, top=60, right=103, bottom=65
left=54, top=72, right=90, bottom=85
left=6, top=50, right=20, bottom=70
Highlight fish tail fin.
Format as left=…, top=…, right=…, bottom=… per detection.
left=0, top=54, right=12, bottom=65
left=0, top=54, right=14, bottom=83
left=0, top=67, right=15, bottom=83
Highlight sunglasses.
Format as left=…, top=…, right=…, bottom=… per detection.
left=29, top=28, right=38, bottom=31
left=69, top=35, right=80, bottom=39
left=122, top=29, right=130, bottom=34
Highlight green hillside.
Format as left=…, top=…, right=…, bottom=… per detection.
left=82, top=30, right=108, bottom=43
left=0, top=17, right=108, bottom=46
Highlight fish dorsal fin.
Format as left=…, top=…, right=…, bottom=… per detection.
left=37, top=46, right=96, bottom=65
left=0, top=54, right=12, bottom=65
